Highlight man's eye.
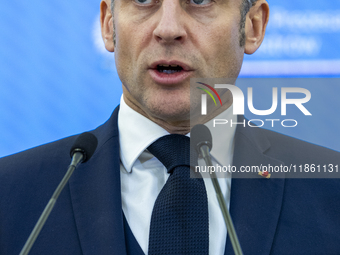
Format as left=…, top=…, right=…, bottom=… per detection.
left=190, top=0, right=212, bottom=5
left=135, top=0, right=153, bottom=4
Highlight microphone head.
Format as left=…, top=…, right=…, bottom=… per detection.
left=70, top=132, right=98, bottom=163
left=190, top=124, right=212, bottom=154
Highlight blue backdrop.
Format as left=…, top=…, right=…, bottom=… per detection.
left=1, top=0, right=339, bottom=157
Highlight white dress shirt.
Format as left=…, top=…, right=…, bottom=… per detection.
left=118, top=96, right=237, bottom=255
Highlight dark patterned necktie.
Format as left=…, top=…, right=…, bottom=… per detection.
left=147, top=134, right=209, bottom=255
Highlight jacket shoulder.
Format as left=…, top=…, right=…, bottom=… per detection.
left=0, top=135, right=77, bottom=179
left=261, top=128, right=340, bottom=164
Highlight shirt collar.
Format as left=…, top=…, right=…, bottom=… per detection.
left=118, top=96, right=169, bottom=173
left=118, top=95, right=237, bottom=173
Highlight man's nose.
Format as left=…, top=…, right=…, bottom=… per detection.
left=153, top=0, right=187, bottom=44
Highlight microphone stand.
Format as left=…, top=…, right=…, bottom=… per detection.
left=19, top=152, right=84, bottom=255
left=200, top=144, right=243, bottom=255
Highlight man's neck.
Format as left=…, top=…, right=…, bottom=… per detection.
left=122, top=90, right=233, bottom=135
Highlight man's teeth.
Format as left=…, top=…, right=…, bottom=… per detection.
left=157, top=64, right=183, bottom=74
left=161, top=70, right=180, bottom=74
left=158, top=64, right=181, bottom=68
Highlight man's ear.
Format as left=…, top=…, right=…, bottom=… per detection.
left=244, top=0, right=269, bottom=55
left=100, top=0, right=115, bottom=52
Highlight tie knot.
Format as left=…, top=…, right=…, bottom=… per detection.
left=148, top=134, right=198, bottom=174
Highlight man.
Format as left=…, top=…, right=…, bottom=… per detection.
left=1, top=0, right=340, bottom=255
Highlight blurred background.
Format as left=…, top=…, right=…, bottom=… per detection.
left=0, top=0, right=339, bottom=157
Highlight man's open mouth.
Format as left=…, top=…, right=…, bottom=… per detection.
left=156, top=64, right=184, bottom=74
left=149, top=61, right=193, bottom=84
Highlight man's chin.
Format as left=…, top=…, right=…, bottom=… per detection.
left=147, top=104, right=191, bottom=124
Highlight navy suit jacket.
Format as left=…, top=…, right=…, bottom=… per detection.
left=1, top=106, right=340, bottom=255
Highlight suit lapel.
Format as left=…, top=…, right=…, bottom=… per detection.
left=69, top=107, right=128, bottom=255
left=225, top=117, right=285, bottom=255
left=67, top=109, right=285, bottom=255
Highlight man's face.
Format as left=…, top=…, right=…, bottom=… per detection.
left=109, top=0, right=258, bottom=123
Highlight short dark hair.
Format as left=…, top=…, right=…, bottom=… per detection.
left=110, top=0, right=259, bottom=47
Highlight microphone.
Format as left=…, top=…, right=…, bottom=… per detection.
left=19, top=132, right=98, bottom=255
left=70, top=132, right=98, bottom=163
left=191, top=124, right=243, bottom=255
